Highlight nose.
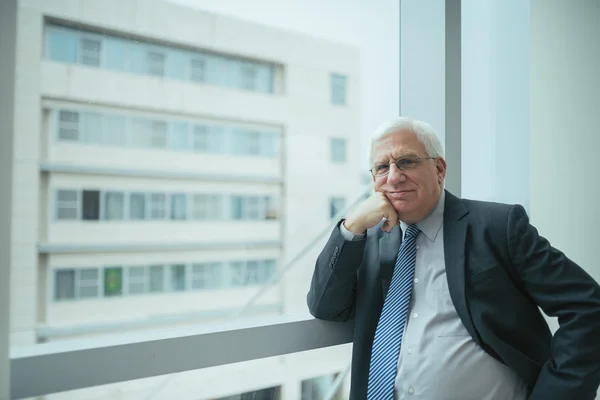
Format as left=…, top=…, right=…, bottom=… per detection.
left=386, top=163, right=406, bottom=185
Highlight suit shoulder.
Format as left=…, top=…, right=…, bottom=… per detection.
left=459, top=197, right=525, bottom=226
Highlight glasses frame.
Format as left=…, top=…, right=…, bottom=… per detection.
left=369, top=156, right=436, bottom=177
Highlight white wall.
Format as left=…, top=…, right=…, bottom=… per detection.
left=530, top=0, right=600, bottom=282
left=461, top=0, right=530, bottom=208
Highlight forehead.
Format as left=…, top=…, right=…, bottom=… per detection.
left=371, top=129, right=426, bottom=163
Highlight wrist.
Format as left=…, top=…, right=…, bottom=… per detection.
left=343, top=219, right=366, bottom=235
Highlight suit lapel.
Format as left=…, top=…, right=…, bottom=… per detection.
left=379, top=225, right=401, bottom=300
left=443, top=191, right=481, bottom=345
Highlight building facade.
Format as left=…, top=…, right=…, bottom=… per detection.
left=10, top=0, right=362, bottom=398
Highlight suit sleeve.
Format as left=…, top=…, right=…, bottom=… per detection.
left=506, top=205, right=600, bottom=400
left=307, top=220, right=366, bottom=322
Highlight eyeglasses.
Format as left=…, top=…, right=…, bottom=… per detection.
left=369, top=156, right=435, bottom=177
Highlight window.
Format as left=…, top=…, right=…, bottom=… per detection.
left=103, top=115, right=127, bottom=146
left=77, top=269, right=100, bottom=299
left=104, top=267, right=123, bottom=297
left=80, top=112, right=103, bottom=143
left=150, top=120, right=168, bottom=148
left=79, top=38, right=101, bottom=67
left=330, top=197, right=346, bottom=219
left=230, top=260, right=275, bottom=287
left=44, top=24, right=277, bottom=93
left=149, top=265, right=165, bottom=292
left=231, top=196, right=272, bottom=220
left=265, top=196, right=278, bottom=220
left=331, top=73, right=348, bottom=105
left=170, top=264, right=186, bottom=292
left=191, top=194, right=222, bottom=220
left=58, top=110, right=80, bottom=141
left=131, top=118, right=168, bottom=149
left=170, top=122, right=189, bottom=150
left=46, top=28, right=78, bottom=63
left=56, top=190, right=79, bottom=220
left=191, top=58, right=206, bottom=82
left=82, top=190, right=100, bottom=220
left=54, top=269, right=76, bottom=300
left=129, top=192, right=147, bottom=220
left=191, top=263, right=221, bottom=290
left=241, top=64, right=257, bottom=90
left=330, top=138, right=347, bottom=163
left=128, top=266, right=147, bottom=295
left=104, top=38, right=126, bottom=70
left=233, top=130, right=261, bottom=156
left=147, top=51, right=166, bottom=77
left=149, top=193, right=167, bottom=219
left=170, top=194, right=188, bottom=220
left=104, top=191, right=125, bottom=220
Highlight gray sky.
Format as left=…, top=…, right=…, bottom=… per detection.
left=166, top=0, right=399, bottom=168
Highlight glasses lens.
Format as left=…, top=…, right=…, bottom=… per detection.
left=372, top=164, right=389, bottom=176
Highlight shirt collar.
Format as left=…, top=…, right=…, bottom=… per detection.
left=400, top=190, right=445, bottom=242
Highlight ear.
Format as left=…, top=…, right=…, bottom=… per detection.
left=436, top=157, right=447, bottom=182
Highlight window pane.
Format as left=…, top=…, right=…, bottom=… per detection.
left=171, top=194, right=188, bottom=220
left=56, top=190, right=78, bottom=220
left=128, top=266, right=146, bottom=295
left=170, top=264, right=186, bottom=292
left=81, top=112, right=103, bottom=143
left=103, top=115, right=127, bottom=146
left=104, top=267, right=123, bottom=297
left=58, top=110, right=80, bottom=141
left=149, top=193, right=167, bottom=219
left=231, top=196, right=243, bottom=220
left=170, top=122, right=189, bottom=150
left=331, top=73, right=347, bottom=105
left=82, top=190, right=100, bottom=220
left=105, top=191, right=125, bottom=220
left=330, top=138, right=347, bottom=162
left=149, top=265, right=165, bottom=292
left=147, top=51, right=166, bottom=77
left=191, top=58, right=206, bottom=82
left=131, top=118, right=152, bottom=147
left=230, top=262, right=245, bottom=286
left=241, top=64, right=257, bottom=91
left=55, top=269, right=75, bottom=300
left=104, top=38, right=126, bottom=70
left=78, top=268, right=99, bottom=299
left=191, top=263, right=221, bottom=290
left=80, top=37, right=101, bottom=67
left=129, top=193, right=147, bottom=220
left=151, top=121, right=168, bottom=148
left=46, top=28, right=78, bottom=63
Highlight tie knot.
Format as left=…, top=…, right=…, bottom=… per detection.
left=405, top=224, right=420, bottom=239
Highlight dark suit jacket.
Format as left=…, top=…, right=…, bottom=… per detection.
left=307, top=190, right=600, bottom=400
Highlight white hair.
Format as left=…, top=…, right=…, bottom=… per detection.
left=369, top=117, right=445, bottom=162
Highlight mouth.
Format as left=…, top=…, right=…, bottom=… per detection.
left=387, top=190, right=414, bottom=198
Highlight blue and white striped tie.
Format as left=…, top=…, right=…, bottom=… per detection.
left=367, top=224, right=421, bottom=400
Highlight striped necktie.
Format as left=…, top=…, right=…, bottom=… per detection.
left=367, top=224, right=421, bottom=399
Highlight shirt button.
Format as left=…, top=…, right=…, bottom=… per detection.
left=413, top=313, right=418, bottom=318
left=416, top=245, right=420, bottom=250
left=407, top=348, right=413, bottom=354
left=414, top=278, right=419, bottom=284
left=408, top=387, right=415, bottom=395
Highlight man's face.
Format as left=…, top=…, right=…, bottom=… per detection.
left=371, top=129, right=446, bottom=223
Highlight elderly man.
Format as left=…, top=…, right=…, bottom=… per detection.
left=307, top=117, right=600, bottom=400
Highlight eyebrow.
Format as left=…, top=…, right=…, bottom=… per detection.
left=374, top=152, right=419, bottom=165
